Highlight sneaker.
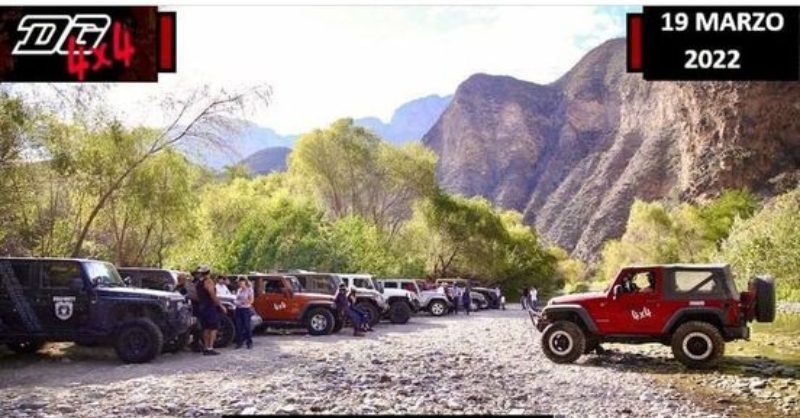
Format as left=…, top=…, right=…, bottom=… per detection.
left=246, top=343, right=253, bottom=350
left=203, top=349, right=221, bottom=356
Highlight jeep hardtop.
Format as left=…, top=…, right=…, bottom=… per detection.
left=531, top=263, right=775, bottom=368
left=339, top=274, right=418, bottom=324
left=378, top=278, right=451, bottom=317
left=0, top=257, right=194, bottom=363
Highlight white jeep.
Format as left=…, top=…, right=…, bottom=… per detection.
left=338, top=274, right=416, bottom=324
left=378, top=278, right=451, bottom=317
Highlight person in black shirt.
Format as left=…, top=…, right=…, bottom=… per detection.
left=196, top=265, right=226, bottom=355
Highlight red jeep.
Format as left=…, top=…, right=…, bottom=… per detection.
left=532, top=264, right=775, bottom=368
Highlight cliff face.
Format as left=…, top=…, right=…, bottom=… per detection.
left=423, top=38, right=800, bottom=261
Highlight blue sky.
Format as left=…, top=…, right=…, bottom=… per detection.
left=107, top=6, right=639, bottom=135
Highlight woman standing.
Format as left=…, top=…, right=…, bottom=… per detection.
left=234, top=276, right=255, bottom=349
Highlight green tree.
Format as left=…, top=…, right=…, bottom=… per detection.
left=719, top=189, right=800, bottom=300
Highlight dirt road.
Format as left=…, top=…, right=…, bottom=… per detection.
left=0, top=307, right=749, bottom=417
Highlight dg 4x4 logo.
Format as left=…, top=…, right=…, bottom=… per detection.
left=12, top=13, right=134, bottom=81
left=0, top=6, right=176, bottom=82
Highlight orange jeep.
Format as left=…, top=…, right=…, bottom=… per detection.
left=250, top=274, right=343, bottom=335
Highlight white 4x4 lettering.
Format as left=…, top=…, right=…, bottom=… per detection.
left=273, top=302, right=286, bottom=311
left=631, top=306, right=652, bottom=321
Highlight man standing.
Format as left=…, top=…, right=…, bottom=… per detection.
left=216, top=276, right=233, bottom=297
left=196, top=265, right=226, bottom=355
left=529, top=286, right=539, bottom=311
left=462, top=286, right=471, bottom=316
left=494, top=286, right=505, bottom=310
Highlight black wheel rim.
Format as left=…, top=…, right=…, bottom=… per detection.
left=126, top=328, right=150, bottom=356
left=687, top=336, right=709, bottom=356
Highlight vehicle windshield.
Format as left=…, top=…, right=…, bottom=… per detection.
left=85, top=262, right=125, bottom=287
left=353, top=277, right=374, bottom=289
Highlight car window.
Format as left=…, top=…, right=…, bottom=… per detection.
left=265, top=279, right=285, bottom=293
left=401, top=282, right=416, bottom=293
left=353, top=278, right=373, bottom=289
left=42, top=261, right=81, bottom=289
left=671, top=270, right=721, bottom=295
left=382, top=282, right=398, bottom=289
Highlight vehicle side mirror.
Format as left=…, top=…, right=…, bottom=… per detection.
left=69, top=278, right=84, bottom=292
left=123, top=276, right=132, bottom=286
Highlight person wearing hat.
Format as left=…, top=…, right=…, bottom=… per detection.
left=335, top=283, right=365, bottom=337
left=196, top=265, right=226, bottom=355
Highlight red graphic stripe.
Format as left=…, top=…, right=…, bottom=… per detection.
left=159, top=13, right=175, bottom=72
left=628, top=14, right=643, bottom=72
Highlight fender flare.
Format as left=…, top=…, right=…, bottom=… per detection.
left=540, top=304, right=599, bottom=334
left=299, top=301, right=337, bottom=320
left=661, top=307, right=725, bottom=334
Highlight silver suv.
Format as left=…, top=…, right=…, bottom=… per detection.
left=339, top=274, right=416, bottom=324
left=378, top=278, right=451, bottom=317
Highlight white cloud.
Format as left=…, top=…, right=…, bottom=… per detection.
left=106, top=6, right=626, bottom=135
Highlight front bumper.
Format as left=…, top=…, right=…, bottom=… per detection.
left=166, top=304, right=195, bottom=336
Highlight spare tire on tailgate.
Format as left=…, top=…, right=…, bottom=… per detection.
left=750, top=276, right=776, bottom=323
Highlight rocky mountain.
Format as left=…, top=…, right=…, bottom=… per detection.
left=356, top=94, right=452, bottom=145
left=185, top=122, right=297, bottom=170
left=229, top=94, right=453, bottom=173
left=240, top=146, right=292, bottom=175
left=423, top=38, right=800, bottom=261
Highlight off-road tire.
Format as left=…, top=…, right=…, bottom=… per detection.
left=163, top=332, right=190, bottom=353
left=388, top=301, right=412, bottom=324
left=428, top=300, right=448, bottom=317
left=114, top=318, right=164, bottom=364
left=305, top=307, right=335, bottom=336
left=6, top=340, right=45, bottom=354
left=356, top=301, right=381, bottom=327
left=752, top=276, right=776, bottom=323
left=671, top=321, right=725, bottom=369
left=541, top=321, right=585, bottom=364
left=215, top=314, right=235, bottom=348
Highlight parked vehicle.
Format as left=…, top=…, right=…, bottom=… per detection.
left=118, top=267, right=237, bottom=350
left=117, top=267, right=182, bottom=292
left=471, top=286, right=500, bottom=309
left=250, top=274, right=343, bottom=335
left=530, top=264, right=775, bottom=369
left=0, top=258, right=194, bottom=363
left=339, top=274, right=418, bottom=324
left=379, top=278, right=451, bottom=317
left=436, top=278, right=487, bottom=310
left=291, top=271, right=387, bottom=327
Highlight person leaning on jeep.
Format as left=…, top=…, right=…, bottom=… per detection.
left=196, top=265, right=226, bottom=355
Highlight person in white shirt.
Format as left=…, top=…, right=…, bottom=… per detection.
left=529, top=286, right=539, bottom=310
left=233, top=277, right=254, bottom=349
left=215, top=276, right=232, bottom=297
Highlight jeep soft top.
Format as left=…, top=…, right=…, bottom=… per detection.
left=530, top=263, right=775, bottom=368
left=0, top=257, right=194, bottom=363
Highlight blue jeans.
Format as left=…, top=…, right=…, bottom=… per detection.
left=234, top=307, right=253, bottom=347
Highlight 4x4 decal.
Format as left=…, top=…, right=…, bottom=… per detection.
left=273, top=301, right=287, bottom=311
left=630, top=306, right=652, bottom=321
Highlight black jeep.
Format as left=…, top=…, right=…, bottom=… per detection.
left=0, top=257, right=194, bottom=363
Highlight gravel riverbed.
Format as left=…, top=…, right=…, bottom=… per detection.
left=0, top=306, right=783, bottom=417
